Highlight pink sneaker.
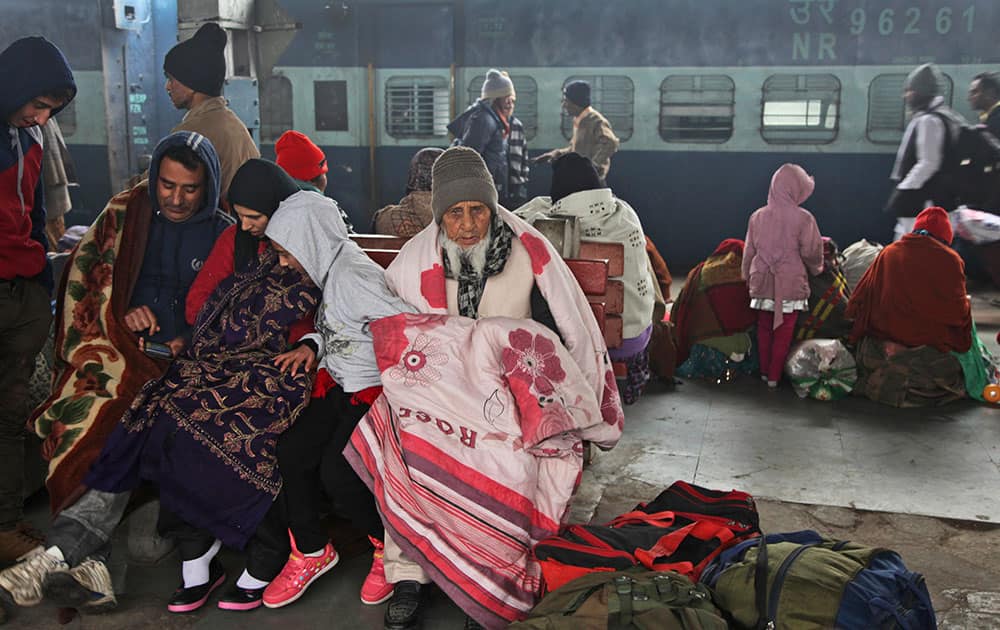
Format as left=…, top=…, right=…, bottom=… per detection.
left=262, top=531, right=338, bottom=609
left=360, top=536, right=393, bottom=605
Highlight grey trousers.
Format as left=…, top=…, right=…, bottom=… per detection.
left=48, top=489, right=130, bottom=566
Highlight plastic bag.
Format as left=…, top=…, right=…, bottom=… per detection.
left=784, top=339, right=857, bottom=401
left=953, top=207, right=1000, bottom=244
left=841, top=239, right=883, bottom=293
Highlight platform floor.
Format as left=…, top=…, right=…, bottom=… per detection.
left=6, top=324, right=1000, bottom=629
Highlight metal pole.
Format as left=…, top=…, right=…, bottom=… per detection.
left=368, top=62, right=377, bottom=209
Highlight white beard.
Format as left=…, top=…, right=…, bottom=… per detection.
left=439, top=230, right=492, bottom=277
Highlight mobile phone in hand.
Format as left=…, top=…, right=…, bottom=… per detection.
left=142, top=340, right=174, bottom=360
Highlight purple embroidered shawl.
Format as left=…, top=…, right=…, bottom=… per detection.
left=85, top=248, right=320, bottom=547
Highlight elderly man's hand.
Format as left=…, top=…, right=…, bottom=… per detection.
left=532, top=151, right=554, bottom=164
left=274, top=344, right=316, bottom=376
left=125, top=305, right=160, bottom=335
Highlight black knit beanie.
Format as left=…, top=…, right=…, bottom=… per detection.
left=229, top=159, right=300, bottom=270
left=551, top=152, right=602, bottom=203
left=564, top=80, right=591, bottom=108
left=164, top=23, right=227, bottom=97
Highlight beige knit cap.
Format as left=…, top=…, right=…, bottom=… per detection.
left=481, top=69, right=515, bottom=101
left=431, top=146, right=498, bottom=223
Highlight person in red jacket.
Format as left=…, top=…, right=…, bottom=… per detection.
left=0, top=36, right=76, bottom=563
left=185, top=158, right=301, bottom=326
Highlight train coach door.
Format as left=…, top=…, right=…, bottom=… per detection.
left=367, top=2, right=456, bottom=210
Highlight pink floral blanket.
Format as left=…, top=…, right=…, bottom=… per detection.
left=347, top=313, right=619, bottom=629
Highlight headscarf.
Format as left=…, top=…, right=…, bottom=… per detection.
left=550, top=152, right=603, bottom=203
left=228, top=158, right=300, bottom=270
left=712, top=238, right=745, bottom=257
left=442, top=209, right=514, bottom=318
left=405, top=147, right=443, bottom=195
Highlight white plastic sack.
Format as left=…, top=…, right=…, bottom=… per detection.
left=841, top=239, right=883, bottom=293
left=784, top=339, right=857, bottom=401
left=953, top=208, right=1000, bottom=245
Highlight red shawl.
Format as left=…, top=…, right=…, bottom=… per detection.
left=670, top=239, right=756, bottom=365
left=847, top=234, right=971, bottom=353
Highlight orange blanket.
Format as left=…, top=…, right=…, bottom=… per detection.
left=847, top=233, right=971, bottom=353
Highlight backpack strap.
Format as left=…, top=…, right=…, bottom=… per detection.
left=754, top=537, right=772, bottom=630
left=607, top=510, right=676, bottom=528
left=613, top=574, right=634, bottom=627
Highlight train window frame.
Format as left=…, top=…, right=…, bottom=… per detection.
left=314, top=80, right=349, bottom=132
left=385, top=76, right=450, bottom=139
left=760, top=73, right=841, bottom=144
left=560, top=75, right=634, bottom=142
left=466, top=74, right=538, bottom=141
left=659, top=75, right=735, bottom=144
left=866, top=73, right=954, bottom=145
left=259, top=75, right=293, bottom=144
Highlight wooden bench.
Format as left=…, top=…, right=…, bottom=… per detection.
left=349, top=234, right=627, bottom=375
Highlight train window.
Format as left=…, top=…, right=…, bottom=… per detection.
left=560, top=75, right=634, bottom=142
left=761, top=74, right=840, bottom=144
left=385, top=76, right=450, bottom=138
left=259, top=75, right=293, bottom=143
left=659, top=75, right=734, bottom=143
left=466, top=75, right=538, bottom=141
left=56, top=99, right=77, bottom=138
left=867, top=73, right=954, bottom=145
left=314, top=80, right=349, bottom=132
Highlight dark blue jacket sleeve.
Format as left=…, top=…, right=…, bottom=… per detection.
left=29, top=176, right=53, bottom=293
left=461, top=110, right=497, bottom=155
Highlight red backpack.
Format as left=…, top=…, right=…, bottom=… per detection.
left=533, top=481, right=760, bottom=592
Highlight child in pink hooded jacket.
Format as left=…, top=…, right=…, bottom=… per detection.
left=742, top=163, right=824, bottom=388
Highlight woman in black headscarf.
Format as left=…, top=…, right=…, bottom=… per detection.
left=184, top=159, right=301, bottom=325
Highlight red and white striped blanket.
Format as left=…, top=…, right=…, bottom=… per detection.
left=348, top=312, right=621, bottom=628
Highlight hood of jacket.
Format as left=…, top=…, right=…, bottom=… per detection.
left=0, top=36, right=76, bottom=122
left=265, top=190, right=353, bottom=288
left=767, top=163, right=814, bottom=210
left=148, top=131, right=222, bottom=222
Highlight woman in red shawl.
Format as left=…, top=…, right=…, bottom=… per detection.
left=847, top=207, right=972, bottom=406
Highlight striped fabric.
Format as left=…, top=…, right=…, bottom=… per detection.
left=508, top=116, right=529, bottom=187
left=347, top=313, right=619, bottom=629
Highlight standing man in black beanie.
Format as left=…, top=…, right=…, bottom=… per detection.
left=164, top=22, right=259, bottom=201
left=535, top=80, right=620, bottom=182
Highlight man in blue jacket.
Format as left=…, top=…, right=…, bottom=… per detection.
left=0, top=36, right=76, bottom=564
left=0, top=132, right=233, bottom=618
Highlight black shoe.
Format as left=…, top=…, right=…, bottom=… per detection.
left=384, top=580, right=424, bottom=630
left=166, top=558, right=226, bottom=613
left=217, top=582, right=264, bottom=611
left=464, top=615, right=485, bottom=630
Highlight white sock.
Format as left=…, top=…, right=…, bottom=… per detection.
left=303, top=546, right=326, bottom=558
left=182, top=539, right=221, bottom=588
left=45, top=546, right=65, bottom=561
left=236, top=569, right=269, bottom=590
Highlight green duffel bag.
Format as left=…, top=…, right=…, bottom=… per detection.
left=509, top=567, right=729, bottom=630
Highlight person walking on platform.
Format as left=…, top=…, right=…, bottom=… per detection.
left=885, top=63, right=960, bottom=240
left=0, top=35, right=76, bottom=565
left=534, top=80, right=619, bottom=182
left=165, top=22, right=259, bottom=201
left=742, top=163, right=824, bottom=390
left=448, top=69, right=514, bottom=203
left=969, top=72, right=1000, bottom=139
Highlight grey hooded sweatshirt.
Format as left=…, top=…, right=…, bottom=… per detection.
left=265, top=190, right=416, bottom=392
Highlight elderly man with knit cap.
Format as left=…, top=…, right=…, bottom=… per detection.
left=165, top=22, right=259, bottom=199
left=535, top=80, right=620, bottom=181
left=885, top=63, right=963, bottom=240
left=847, top=206, right=984, bottom=406
left=447, top=69, right=516, bottom=203
left=347, top=146, right=623, bottom=630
